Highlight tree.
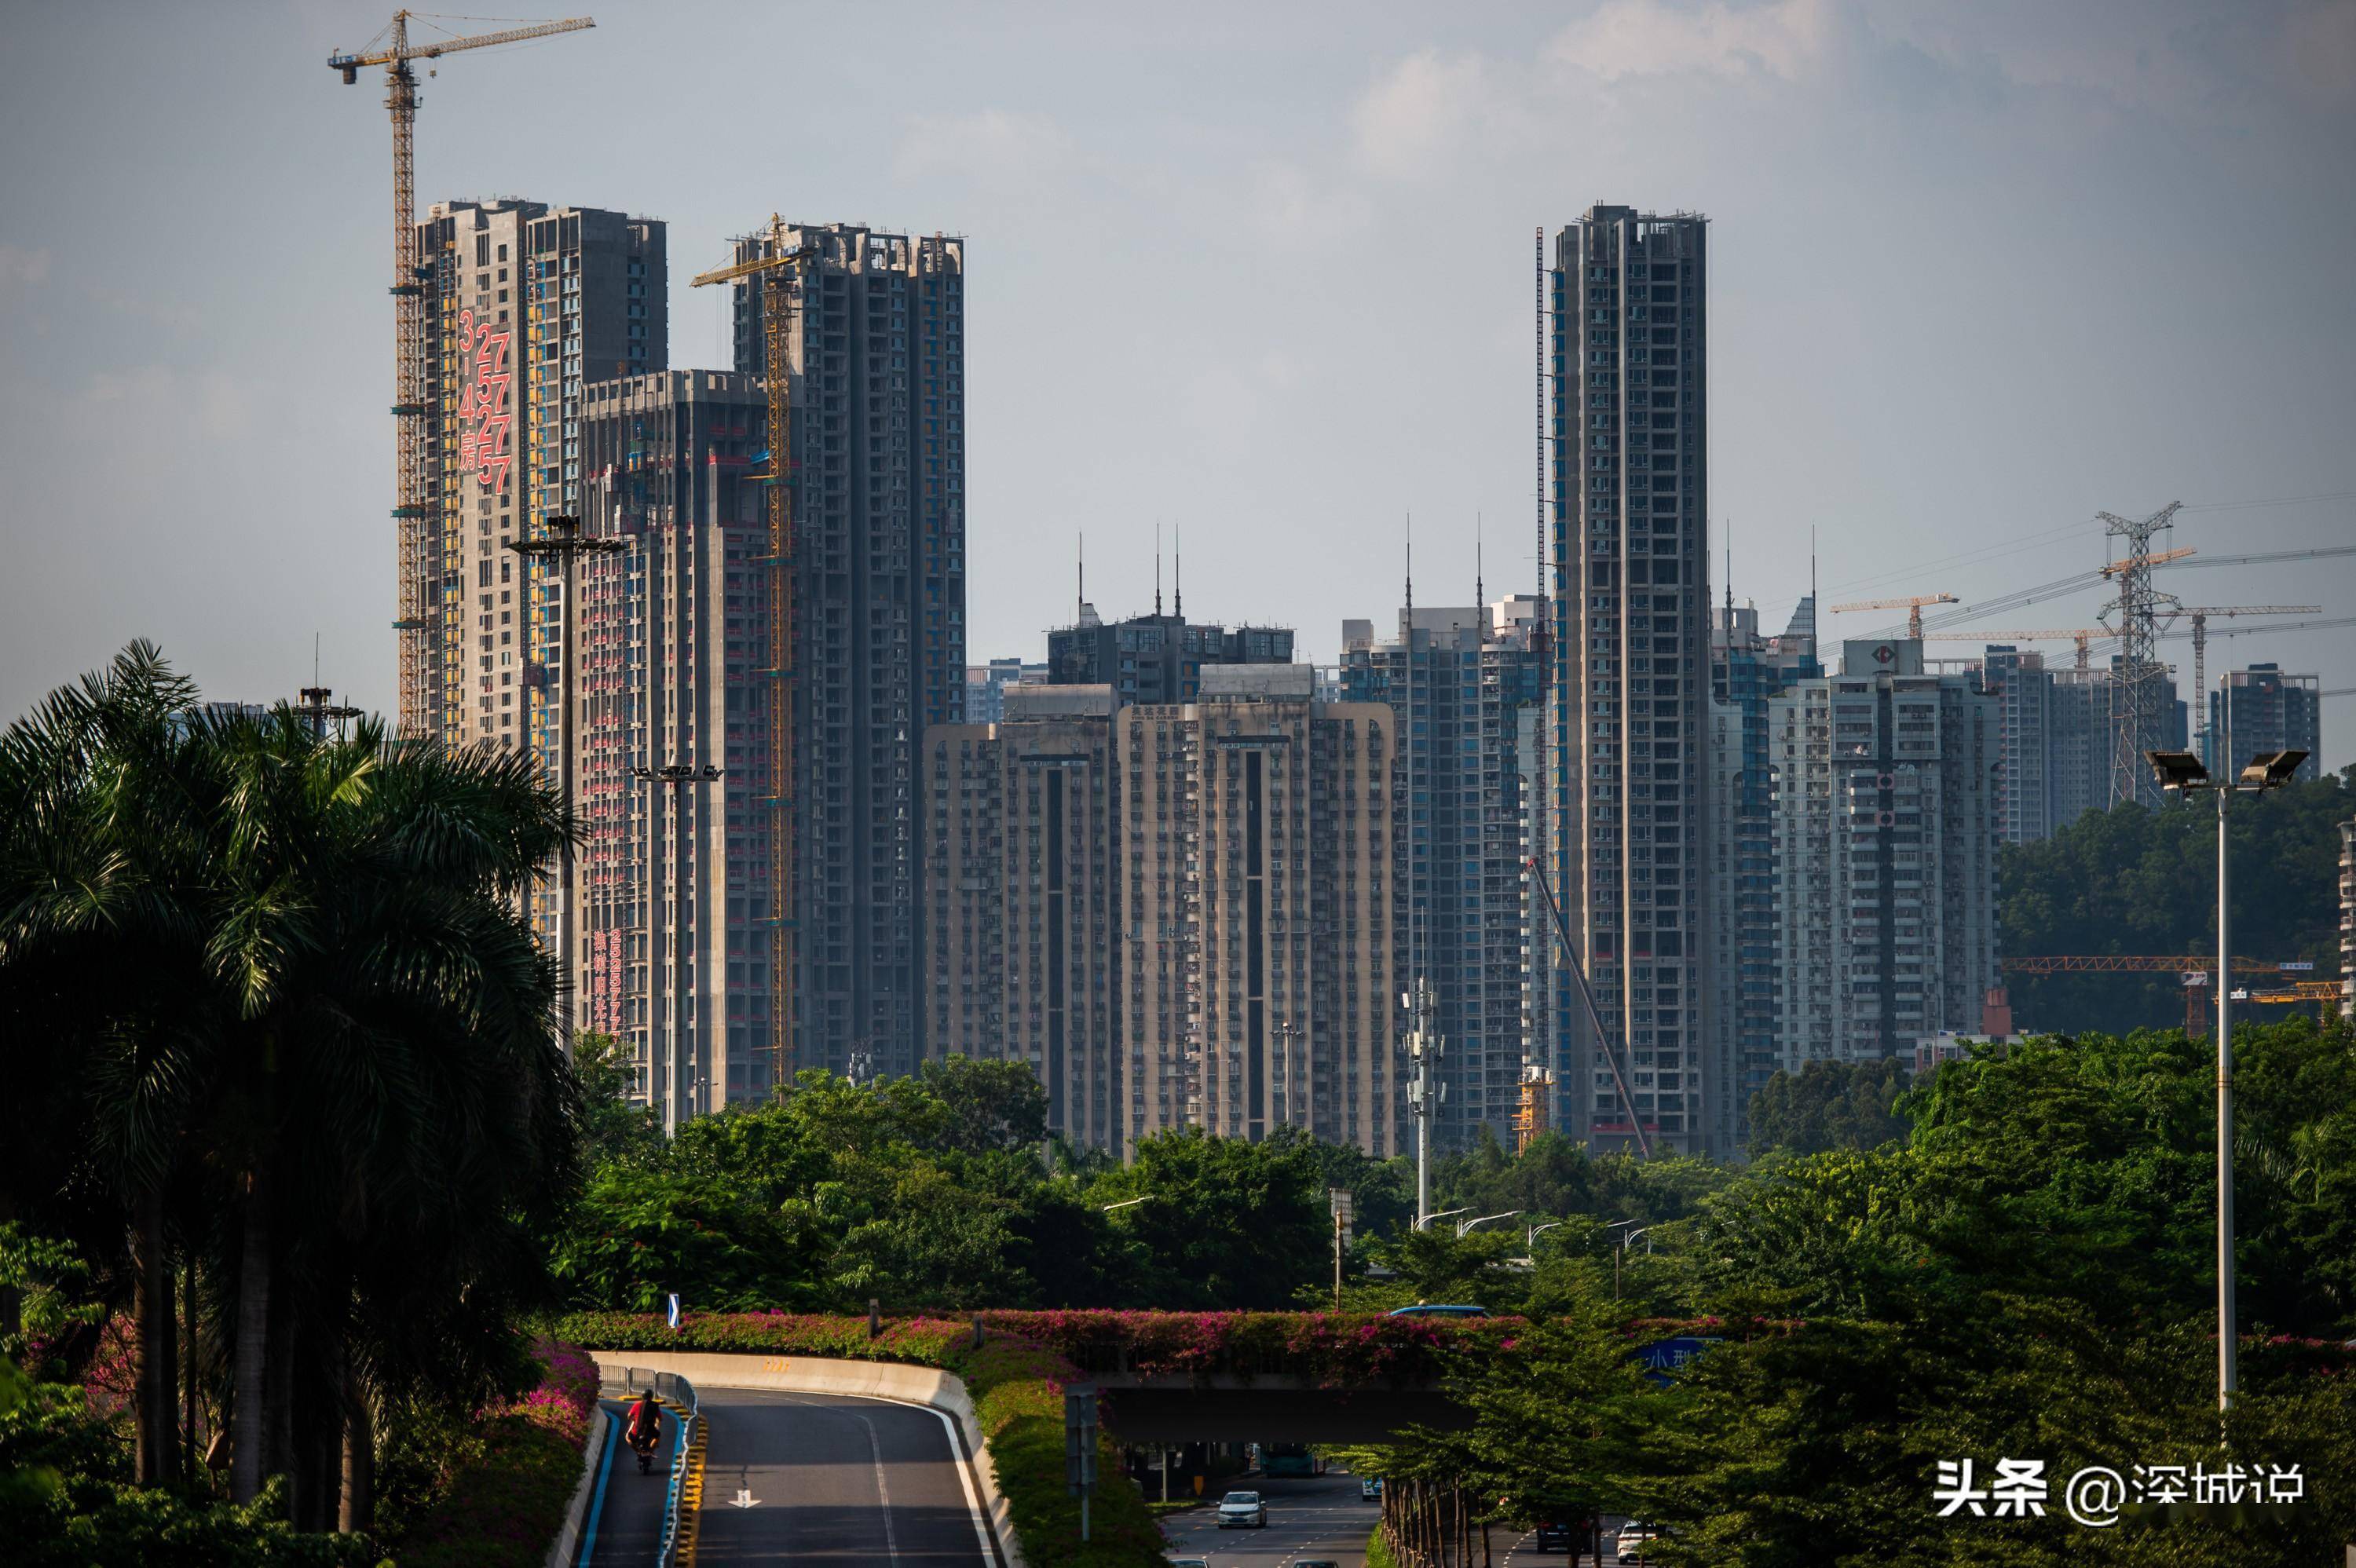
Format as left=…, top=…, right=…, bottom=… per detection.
left=0, top=647, right=581, bottom=1528
left=918, top=1054, right=1050, bottom=1155
left=1085, top=1128, right=1328, bottom=1309
left=1746, top=1058, right=1913, bottom=1158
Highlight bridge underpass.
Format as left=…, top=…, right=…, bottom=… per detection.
left=1092, top=1376, right=1466, bottom=1445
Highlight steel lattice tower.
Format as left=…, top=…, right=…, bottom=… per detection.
left=2098, top=501, right=2182, bottom=807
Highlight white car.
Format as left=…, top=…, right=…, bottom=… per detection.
left=1217, top=1489, right=1268, bottom=1529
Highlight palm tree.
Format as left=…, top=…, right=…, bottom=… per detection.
left=0, top=641, right=213, bottom=1488
left=0, top=645, right=582, bottom=1526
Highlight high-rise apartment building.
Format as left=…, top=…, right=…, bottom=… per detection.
left=920, top=665, right=1399, bottom=1155
left=1706, top=597, right=1820, bottom=1147
left=1766, top=638, right=1999, bottom=1065
left=1339, top=598, right=1545, bottom=1147
left=569, top=370, right=770, bottom=1123
left=731, top=223, right=967, bottom=1080
left=408, top=199, right=665, bottom=748
left=924, top=685, right=1121, bottom=1146
left=1121, top=666, right=1397, bottom=1152
left=1545, top=205, right=1715, bottom=1154
left=2208, top=663, right=2321, bottom=780
left=1048, top=607, right=1294, bottom=706
left=1980, top=646, right=2054, bottom=844
left=2340, top=817, right=2354, bottom=1022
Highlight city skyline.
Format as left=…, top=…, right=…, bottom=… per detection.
left=2, top=2, right=2351, bottom=766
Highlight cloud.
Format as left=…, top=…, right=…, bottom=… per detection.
left=0, top=243, right=51, bottom=289
left=1351, top=48, right=1491, bottom=178
left=1248, top=160, right=1372, bottom=249
left=893, top=108, right=1081, bottom=188
left=1546, top=0, right=1833, bottom=82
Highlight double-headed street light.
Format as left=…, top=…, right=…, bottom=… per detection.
left=1415, top=1206, right=1469, bottom=1234
left=1457, top=1209, right=1521, bottom=1240
left=2144, top=743, right=2308, bottom=1413
left=632, top=760, right=724, bottom=1135
left=508, top=517, right=627, bottom=1037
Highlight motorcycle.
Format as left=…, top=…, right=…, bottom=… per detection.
left=627, top=1411, right=662, bottom=1474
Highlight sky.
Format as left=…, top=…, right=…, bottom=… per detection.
left=2, top=0, right=2352, bottom=766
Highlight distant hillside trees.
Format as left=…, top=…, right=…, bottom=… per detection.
left=1997, top=767, right=2352, bottom=1033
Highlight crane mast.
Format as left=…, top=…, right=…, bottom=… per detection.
left=329, top=11, right=594, bottom=734
left=693, top=225, right=811, bottom=1093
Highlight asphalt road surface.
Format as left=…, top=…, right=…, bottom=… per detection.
left=691, top=1387, right=996, bottom=1566
left=576, top=1400, right=678, bottom=1566
left=1158, top=1471, right=1375, bottom=1566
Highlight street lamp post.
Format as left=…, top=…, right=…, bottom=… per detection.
left=508, top=517, right=625, bottom=1040
left=631, top=760, right=724, bottom=1134
left=1414, top=1207, right=1469, bottom=1234
left=2144, top=740, right=2307, bottom=1413
left=1457, top=1209, right=1520, bottom=1240
left=1275, top=1020, right=1301, bottom=1128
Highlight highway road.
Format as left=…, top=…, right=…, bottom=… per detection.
left=1158, top=1471, right=1376, bottom=1566
left=690, top=1387, right=996, bottom=1566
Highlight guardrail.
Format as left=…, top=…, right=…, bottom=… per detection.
left=602, top=1365, right=701, bottom=1567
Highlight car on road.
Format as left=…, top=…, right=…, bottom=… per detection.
left=1615, top=1520, right=1663, bottom=1563
left=1361, top=1475, right=1385, bottom=1499
left=1216, top=1489, right=1268, bottom=1528
left=1385, top=1302, right=1490, bottom=1318
left=1169, top=1559, right=1209, bottom=1568
left=1296, top=1561, right=1342, bottom=1567
left=1533, top=1519, right=1582, bottom=1551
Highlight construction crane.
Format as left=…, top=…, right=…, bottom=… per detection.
left=1922, top=628, right=2113, bottom=671
left=2159, top=543, right=2356, bottom=572
left=691, top=221, right=813, bottom=1095
left=1828, top=592, right=1959, bottom=638
left=328, top=12, right=596, bottom=733
left=2148, top=605, right=2324, bottom=755
left=2001, top=953, right=2294, bottom=1036
left=1511, top=1062, right=1553, bottom=1155
left=2097, top=546, right=2197, bottom=578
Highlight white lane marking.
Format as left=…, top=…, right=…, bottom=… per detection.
left=770, top=1389, right=1000, bottom=1566
left=854, top=1411, right=901, bottom=1566
left=730, top=1487, right=761, bottom=1508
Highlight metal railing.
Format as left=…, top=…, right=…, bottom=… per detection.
left=602, top=1366, right=701, bottom=1567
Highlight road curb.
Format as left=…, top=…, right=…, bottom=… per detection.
left=587, top=1350, right=1023, bottom=1568
left=545, top=1407, right=611, bottom=1568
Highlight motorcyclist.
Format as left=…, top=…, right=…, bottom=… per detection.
left=625, top=1390, right=664, bottom=1471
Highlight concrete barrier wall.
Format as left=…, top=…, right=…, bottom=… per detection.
left=586, top=1351, right=1022, bottom=1568
left=545, top=1408, right=612, bottom=1568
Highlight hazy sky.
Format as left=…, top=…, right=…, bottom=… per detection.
left=3, top=1, right=2352, bottom=764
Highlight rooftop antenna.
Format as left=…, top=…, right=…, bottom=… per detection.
left=1404, top=511, right=1414, bottom=615
left=1154, top=521, right=1164, bottom=616
left=1725, top=516, right=1734, bottom=618
left=1476, top=513, right=1487, bottom=643
left=1173, top=522, right=1183, bottom=618
left=1077, top=531, right=1085, bottom=623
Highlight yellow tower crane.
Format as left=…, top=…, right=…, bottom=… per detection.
left=328, top=11, right=595, bottom=733
left=1827, top=593, right=1959, bottom=638
left=693, top=222, right=814, bottom=1094
left=1923, top=628, right=2114, bottom=671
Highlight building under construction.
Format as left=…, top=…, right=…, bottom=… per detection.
left=728, top=222, right=967, bottom=1083
left=569, top=370, right=769, bottom=1119
left=404, top=199, right=664, bottom=751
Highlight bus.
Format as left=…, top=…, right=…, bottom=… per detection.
left=1264, top=1444, right=1325, bottom=1477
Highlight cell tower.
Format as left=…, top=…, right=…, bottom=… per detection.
left=2097, top=501, right=2182, bottom=807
